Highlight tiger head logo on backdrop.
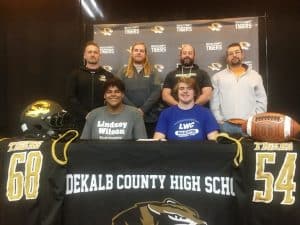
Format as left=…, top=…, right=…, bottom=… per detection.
left=111, top=198, right=207, bottom=225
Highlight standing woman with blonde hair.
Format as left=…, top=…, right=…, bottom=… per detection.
left=118, top=42, right=161, bottom=137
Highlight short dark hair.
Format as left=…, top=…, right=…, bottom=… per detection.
left=173, top=77, right=200, bottom=101
left=83, top=41, right=99, bottom=53
left=103, top=77, right=125, bottom=93
left=226, top=42, right=243, bottom=56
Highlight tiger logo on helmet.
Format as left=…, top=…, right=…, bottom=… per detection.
left=20, top=99, right=71, bottom=138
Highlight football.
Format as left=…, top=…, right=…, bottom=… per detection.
left=241, top=112, right=300, bottom=142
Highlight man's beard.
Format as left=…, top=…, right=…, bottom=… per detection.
left=87, top=59, right=98, bottom=65
left=133, top=59, right=145, bottom=65
left=133, top=56, right=145, bottom=64
left=230, top=57, right=242, bottom=66
left=85, top=55, right=99, bottom=65
left=181, top=57, right=194, bottom=66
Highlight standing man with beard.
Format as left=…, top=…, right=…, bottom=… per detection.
left=210, top=42, right=267, bottom=134
left=66, top=41, right=114, bottom=132
left=118, top=42, right=161, bottom=138
left=162, top=44, right=212, bottom=106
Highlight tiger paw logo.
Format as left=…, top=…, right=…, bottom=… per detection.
left=151, top=25, right=165, bottom=34
left=112, top=198, right=207, bottom=225
left=154, top=64, right=165, bottom=73
left=239, top=41, right=251, bottom=50
left=208, top=63, right=223, bottom=71
left=208, top=23, right=222, bottom=31
left=100, top=27, right=113, bottom=36
left=25, top=100, right=50, bottom=117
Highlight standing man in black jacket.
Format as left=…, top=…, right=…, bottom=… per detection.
left=66, top=41, right=114, bottom=132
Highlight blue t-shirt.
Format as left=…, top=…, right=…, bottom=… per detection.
left=155, top=105, right=219, bottom=140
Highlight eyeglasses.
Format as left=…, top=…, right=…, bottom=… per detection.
left=227, top=50, right=242, bottom=56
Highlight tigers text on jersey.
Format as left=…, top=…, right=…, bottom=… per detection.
left=0, top=139, right=65, bottom=225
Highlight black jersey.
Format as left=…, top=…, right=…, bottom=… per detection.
left=0, top=139, right=65, bottom=225
left=234, top=141, right=300, bottom=225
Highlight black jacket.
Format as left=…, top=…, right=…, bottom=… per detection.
left=66, top=66, right=114, bottom=124
left=163, top=64, right=212, bottom=91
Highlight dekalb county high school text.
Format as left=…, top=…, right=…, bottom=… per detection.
left=66, top=174, right=235, bottom=196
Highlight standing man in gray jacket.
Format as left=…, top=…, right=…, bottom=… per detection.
left=210, top=42, right=267, bottom=135
left=117, top=42, right=161, bottom=137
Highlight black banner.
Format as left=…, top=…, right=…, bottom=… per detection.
left=0, top=139, right=299, bottom=225
left=63, top=141, right=237, bottom=225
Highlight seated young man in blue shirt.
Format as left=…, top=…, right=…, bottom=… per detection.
left=153, top=77, right=219, bottom=141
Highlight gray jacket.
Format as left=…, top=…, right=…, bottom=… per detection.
left=118, top=67, right=161, bottom=123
